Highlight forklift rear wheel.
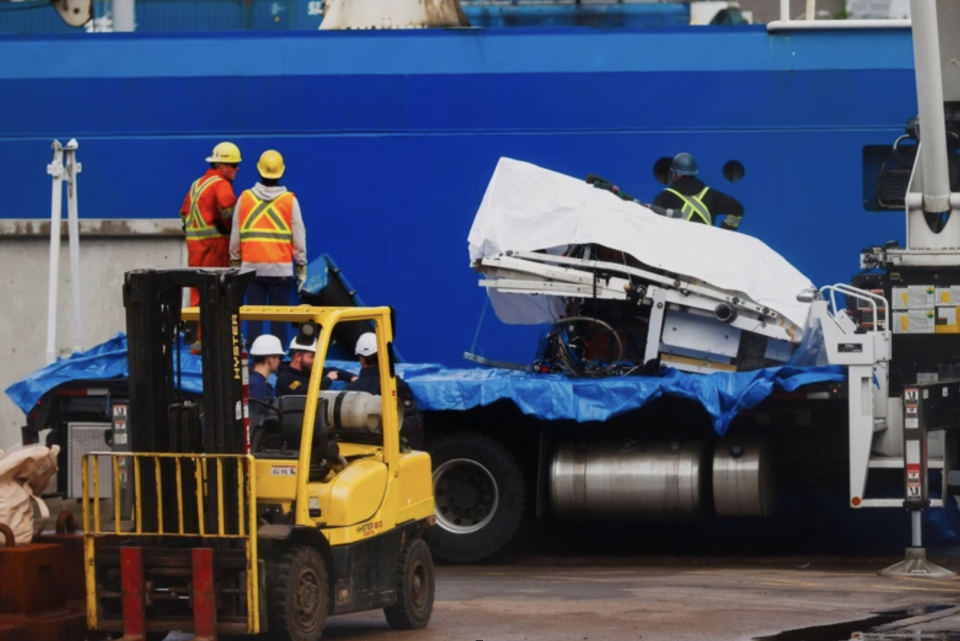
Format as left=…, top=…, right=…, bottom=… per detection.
left=383, top=537, right=435, bottom=629
left=266, top=545, right=329, bottom=641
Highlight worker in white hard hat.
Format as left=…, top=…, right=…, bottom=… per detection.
left=346, top=332, right=424, bottom=449
left=275, top=336, right=356, bottom=396
left=179, top=141, right=243, bottom=354
left=229, top=149, right=309, bottom=347
left=248, top=334, right=286, bottom=404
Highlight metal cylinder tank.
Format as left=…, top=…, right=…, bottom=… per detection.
left=550, top=441, right=708, bottom=520
left=712, top=439, right=776, bottom=517
left=318, top=391, right=382, bottom=432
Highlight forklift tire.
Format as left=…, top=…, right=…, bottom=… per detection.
left=265, top=545, right=329, bottom=641
left=384, top=537, right=435, bottom=629
left=424, top=432, right=526, bottom=563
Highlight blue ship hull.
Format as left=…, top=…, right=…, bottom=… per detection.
left=0, top=25, right=916, bottom=367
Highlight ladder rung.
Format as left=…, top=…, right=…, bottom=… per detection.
left=858, top=498, right=944, bottom=508
left=868, top=457, right=944, bottom=469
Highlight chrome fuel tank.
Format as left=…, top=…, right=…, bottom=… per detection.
left=550, top=441, right=708, bottom=520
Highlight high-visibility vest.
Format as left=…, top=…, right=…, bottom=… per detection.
left=237, top=190, right=295, bottom=264
left=183, top=175, right=229, bottom=243
left=665, top=187, right=712, bottom=225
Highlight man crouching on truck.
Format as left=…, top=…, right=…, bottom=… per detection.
left=652, top=152, right=745, bottom=231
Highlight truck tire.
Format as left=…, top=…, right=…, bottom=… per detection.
left=265, top=545, right=329, bottom=641
left=425, top=432, right=526, bottom=563
left=383, top=537, right=435, bottom=629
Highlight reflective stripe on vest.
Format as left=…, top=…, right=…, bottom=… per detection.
left=184, top=175, right=226, bottom=242
left=238, top=191, right=295, bottom=264
left=665, top=187, right=712, bottom=225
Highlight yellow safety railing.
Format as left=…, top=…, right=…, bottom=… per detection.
left=82, top=451, right=260, bottom=633
left=81, top=452, right=256, bottom=538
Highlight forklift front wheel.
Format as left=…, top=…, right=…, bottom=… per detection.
left=266, top=545, right=330, bottom=641
left=384, top=537, right=435, bottom=629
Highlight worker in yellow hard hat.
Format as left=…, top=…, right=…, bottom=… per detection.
left=229, top=149, right=308, bottom=346
left=179, top=141, right=243, bottom=352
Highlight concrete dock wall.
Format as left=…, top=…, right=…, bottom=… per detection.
left=0, top=219, right=184, bottom=446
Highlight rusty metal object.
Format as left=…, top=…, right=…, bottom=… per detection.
left=0, top=620, right=30, bottom=641
left=56, top=510, right=78, bottom=535
left=0, top=539, right=65, bottom=616
left=120, top=547, right=146, bottom=641
left=16, top=609, right=87, bottom=641
left=192, top=548, right=218, bottom=641
left=0, top=524, right=13, bottom=548
left=33, top=512, right=85, bottom=603
left=93, top=542, right=252, bottom=636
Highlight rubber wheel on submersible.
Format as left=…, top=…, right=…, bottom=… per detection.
left=425, top=431, right=526, bottom=563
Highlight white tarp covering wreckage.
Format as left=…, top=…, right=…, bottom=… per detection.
left=468, top=157, right=818, bottom=374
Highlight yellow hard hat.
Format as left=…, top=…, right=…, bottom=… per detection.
left=205, top=142, right=242, bottom=165
left=257, top=150, right=285, bottom=179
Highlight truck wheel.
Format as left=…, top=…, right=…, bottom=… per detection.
left=265, top=545, right=329, bottom=641
left=383, top=537, right=435, bottom=629
left=425, top=432, right=526, bottom=563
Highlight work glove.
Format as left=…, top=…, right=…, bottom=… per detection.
left=295, top=264, right=308, bottom=292
left=230, top=260, right=241, bottom=268
left=720, top=222, right=737, bottom=232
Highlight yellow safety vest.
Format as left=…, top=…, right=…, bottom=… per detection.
left=238, top=191, right=295, bottom=264
left=183, top=175, right=227, bottom=242
left=665, top=187, right=712, bottom=225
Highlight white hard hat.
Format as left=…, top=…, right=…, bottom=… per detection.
left=289, top=336, right=317, bottom=353
left=355, top=332, right=378, bottom=357
left=249, top=334, right=285, bottom=357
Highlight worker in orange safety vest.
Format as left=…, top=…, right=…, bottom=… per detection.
left=179, top=141, right=242, bottom=307
left=229, top=149, right=308, bottom=347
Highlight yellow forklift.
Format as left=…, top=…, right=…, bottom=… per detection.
left=80, top=268, right=436, bottom=640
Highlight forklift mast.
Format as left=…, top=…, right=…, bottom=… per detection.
left=122, top=268, right=256, bottom=535
left=123, top=268, right=255, bottom=455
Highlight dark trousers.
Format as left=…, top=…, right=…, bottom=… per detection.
left=245, top=276, right=294, bottom=347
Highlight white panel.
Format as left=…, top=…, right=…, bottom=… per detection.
left=660, top=310, right=741, bottom=359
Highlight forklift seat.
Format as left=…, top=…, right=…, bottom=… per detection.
left=252, top=396, right=340, bottom=472
left=276, top=395, right=309, bottom=446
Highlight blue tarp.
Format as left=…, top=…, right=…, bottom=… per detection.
left=398, top=362, right=846, bottom=435
left=4, top=334, right=845, bottom=435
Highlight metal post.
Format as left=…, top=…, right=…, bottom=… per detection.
left=780, top=0, right=790, bottom=22
left=64, top=139, right=83, bottom=353
left=46, top=141, right=64, bottom=365
left=909, top=0, right=951, bottom=216
left=880, top=385, right=955, bottom=577
left=643, top=288, right=667, bottom=367
left=805, top=0, right=816, bottom=20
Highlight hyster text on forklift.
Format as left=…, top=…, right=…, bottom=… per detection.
left=80, top=268, right=436, bottom=640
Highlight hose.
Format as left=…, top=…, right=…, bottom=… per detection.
left=535, top=316, right=625, bottom=378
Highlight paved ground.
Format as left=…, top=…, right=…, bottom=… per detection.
left=167, top=557, right=960, bottom=641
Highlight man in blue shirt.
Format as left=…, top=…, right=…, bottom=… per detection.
left=276, top=337, right=357, bottom=396
left=346, top=333, right=424, bottom=449
left=249, top=334, right=285, bottom=403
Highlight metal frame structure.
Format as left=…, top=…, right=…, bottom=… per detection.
left=45, top=138, right=83, bottom=365
left=83, top=269, right=259, bottom=638
left=474, top=1, right=960, bottom=538
left=477, top=249, right=800, bottom=374
left=84, top=267, right=436, bottom=638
